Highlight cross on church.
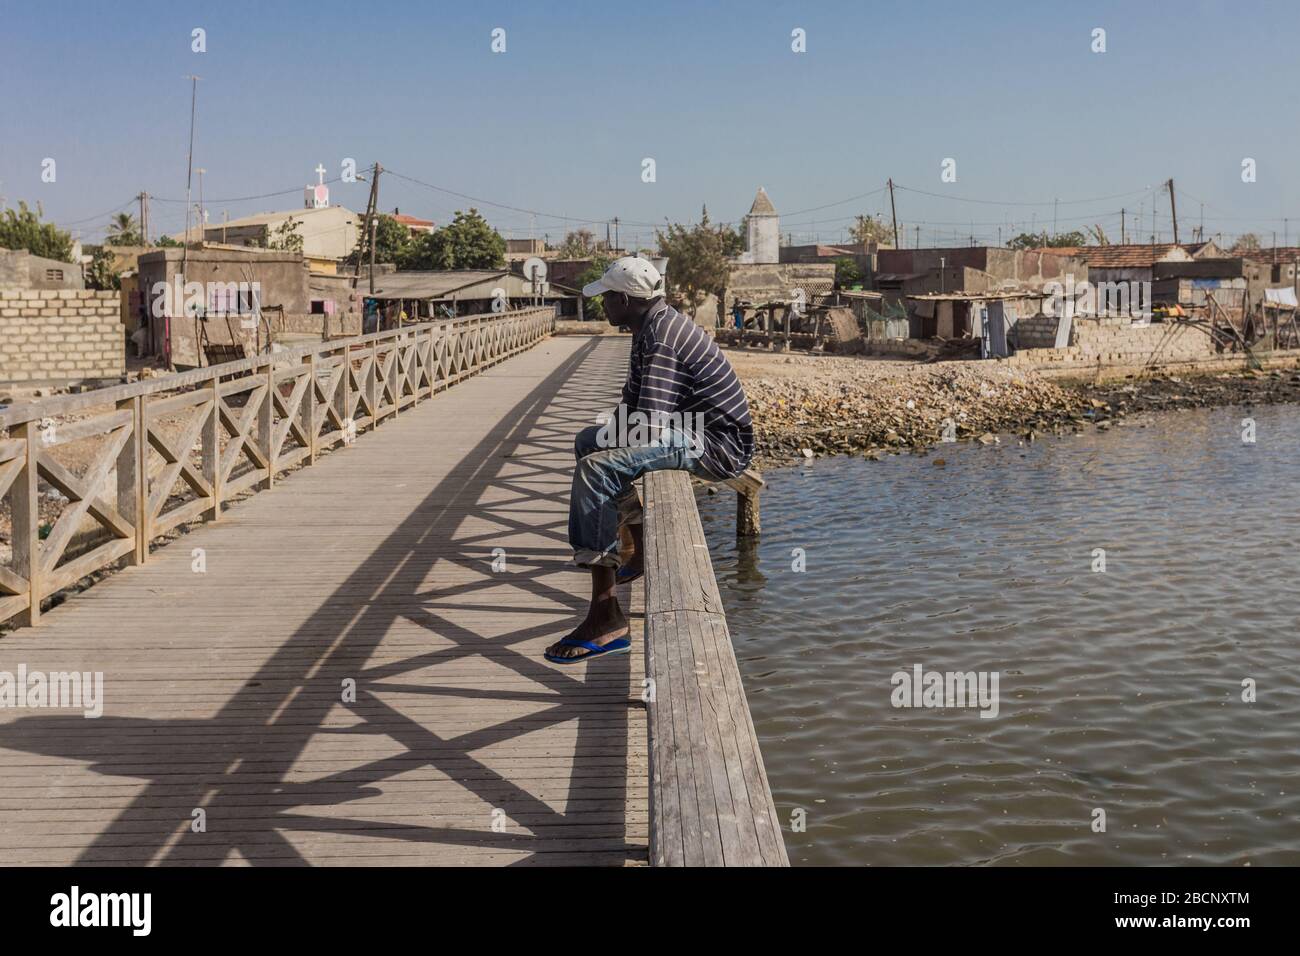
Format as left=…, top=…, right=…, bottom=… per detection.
left=315, top=164, right=327, bottom=185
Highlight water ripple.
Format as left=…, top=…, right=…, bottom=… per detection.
left=699, top=405, right=1300, bottom=866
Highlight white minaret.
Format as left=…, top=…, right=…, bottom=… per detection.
left=739, top=187, right=779, bottom=264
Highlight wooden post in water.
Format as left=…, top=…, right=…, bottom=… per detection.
left=737, top=488, right=760, bottom=537
left=725, top=468, right=764, bottom=538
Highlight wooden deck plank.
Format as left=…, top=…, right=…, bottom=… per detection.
left=0, top=335, right=649, bottom=867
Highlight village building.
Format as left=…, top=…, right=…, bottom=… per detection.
left=204, top=205, right=361, bottom=261
left=359, top=269, right=581, bottom=322
left=0, top=247, right=83, bottom=290
left=135, top=245, right=361, bottom=368
left=718, top=188, right=836, bottom=328
left=390, top=209, right=435, bottom=234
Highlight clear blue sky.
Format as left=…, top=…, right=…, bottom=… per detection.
left=3, top=0, right=1298, bottom=248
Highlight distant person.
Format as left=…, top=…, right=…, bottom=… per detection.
left=732, top=300, right=745, bottom=330
left=545, top=257, right=754, bottom=664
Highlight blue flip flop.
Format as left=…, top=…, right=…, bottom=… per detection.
left=544, top=635, right=632, bottom=665
left=615, top=564, right=643, bottom=586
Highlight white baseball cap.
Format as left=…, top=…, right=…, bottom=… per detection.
left=582, top=256, right=665, bottom=299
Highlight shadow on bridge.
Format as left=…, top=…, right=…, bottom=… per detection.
left=0, top=336, right=648, bottom=865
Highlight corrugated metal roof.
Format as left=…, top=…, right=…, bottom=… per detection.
left=366, top=270, right=506, bottom=299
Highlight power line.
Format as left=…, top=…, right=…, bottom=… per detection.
left=892, top=183, right=1155, bottom=207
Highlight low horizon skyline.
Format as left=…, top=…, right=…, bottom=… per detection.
left=3, top=1, right=1298, bottom=249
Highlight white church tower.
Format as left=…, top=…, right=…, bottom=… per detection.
left=738, top=187, right=779, bottom=264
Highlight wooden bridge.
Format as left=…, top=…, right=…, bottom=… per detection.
left=0, top=310, right=785, bottom=866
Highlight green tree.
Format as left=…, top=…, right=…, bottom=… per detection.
left=407, top=208, right=505, bottom=270
left=834, top=256, right=864, bottom=288
left=850, top=214, right=893, bottom=247
left=1006, top=229, right=1088, bottom=250
left=1231, top=233, right=1261, bottom=253
left=655, top=206, right=732, bottom=312
left=85, top=245, right=122, bottom=291
left=346, top=214, right=414, bottom=268
left=557, top=229, right=598, bottom=258
left=155, top=234, right=183, bottom=248
left=574, top=254, right=613, bottom=320
left=718, top=223, right=745, bottom=258
left=0, top=201, right=74, bottom=261
left=267, top=217, right=304, bottom=252
left=105, top=212, right=142, bottom=246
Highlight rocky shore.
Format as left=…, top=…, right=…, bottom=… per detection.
left=727, top=349, right=1300, bottom=467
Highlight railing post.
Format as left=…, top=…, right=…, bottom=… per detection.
left=340, top=342, right=352, bottom=442
left=390, top=337, right=400, bottom=418
left=12, top=420, right=42, bottom=626
left=368, top=340, right=379, bottom=427
left=116, top=395, right=147, bottom=564
left=259, top=359, right=274, bottom=489
left=305, top=352, right=318, bottom=464
left=203, top=375, right=222, bottom=520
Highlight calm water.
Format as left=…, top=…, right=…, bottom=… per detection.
left=698, top=405, right=1300, bottom=866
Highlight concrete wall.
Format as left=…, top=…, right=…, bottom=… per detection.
left=878, top=247, right=1087, bottom=295
left=0, top=249, right=84, bottom=290
left=743, top=213, right=779, bottom=264
left=0, top=288, right=124, bottom=385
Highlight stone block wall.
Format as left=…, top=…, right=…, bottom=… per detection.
left=1012, top=314, right=1066, bottom=349
left=1002, top=316, right=1217, bottom=373
left=0, top=287, right=125, bottom=385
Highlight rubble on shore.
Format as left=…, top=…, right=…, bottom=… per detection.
left=730, top=350, right=1300, bottom=467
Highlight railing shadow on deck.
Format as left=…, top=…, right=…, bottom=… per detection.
left=0, top=335, right=648, bottom=866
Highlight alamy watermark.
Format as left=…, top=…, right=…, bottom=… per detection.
left=891, top=664, right=1000, bottom=719
left=1043, top=273, right=1151, bottom=319
left=0, top=665, right=103, bottom=718
left=594, top=404, right=705, bottom=460
left=151, top=277, right=263, bottom=329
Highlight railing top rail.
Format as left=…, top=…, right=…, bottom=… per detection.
left=0, top=306, right=553, bottom=429
left=641, top=469, right=788, bottom=866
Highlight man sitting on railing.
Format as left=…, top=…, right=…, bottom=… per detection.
left=545, top=257, right=754, bottom=664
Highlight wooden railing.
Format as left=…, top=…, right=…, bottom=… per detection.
left=0, top=307, right=554, bottom=628
left=641, top=469, right=788, bottom=866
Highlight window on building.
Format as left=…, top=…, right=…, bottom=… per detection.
left=45, top=269, right=64, bottom=281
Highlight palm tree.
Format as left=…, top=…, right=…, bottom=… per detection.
left=105, top=212, right=142, bottom=246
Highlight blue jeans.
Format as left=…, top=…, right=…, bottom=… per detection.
left=569, top=423, right=712, bottom=568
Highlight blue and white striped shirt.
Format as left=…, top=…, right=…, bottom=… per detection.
left=622, top=302, right=754, bottom=479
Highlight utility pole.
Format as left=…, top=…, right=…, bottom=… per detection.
left=914, top=225, right=920, bottom=249
left=1121, top=208, right=1125, bottom=244
left=177, top=73, right=200, bottom=372
left=887, top=178, right=899, bottom=248
left=196, top=168, right=207, bottom=236
left=222, top=210, right=228, bottom=244
left=182, top=74, right=200, bottom=248
left=138, top=191, right=150, bottom=245
left=369, top=217, right=378, bottom=294
left=351, top=162, right=382, bottom=303
left=613, top=216, right=620, bottom=253
left=1167, top=178, right=1179, bottom=244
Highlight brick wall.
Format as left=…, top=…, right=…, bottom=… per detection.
left=0, top=287, right=125, bottom=385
